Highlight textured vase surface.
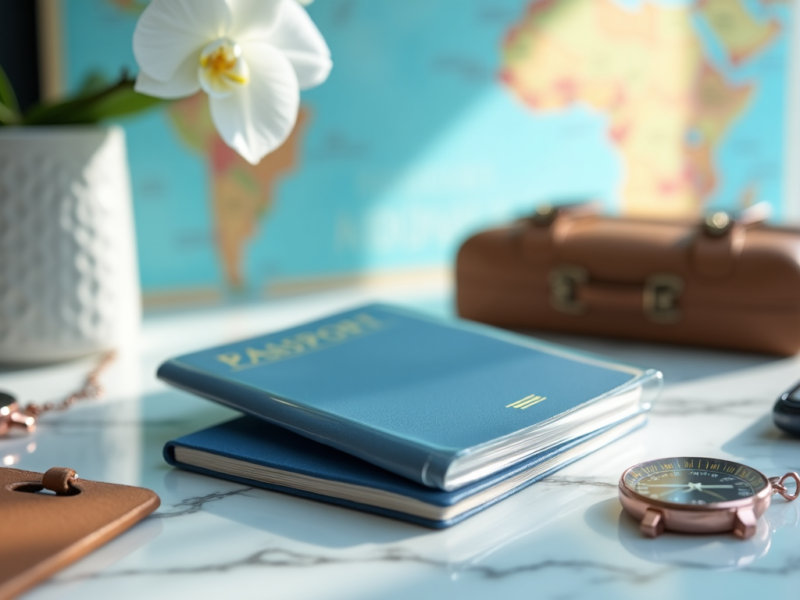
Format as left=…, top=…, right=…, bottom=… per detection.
left=0, top=126, right=140, bottom=363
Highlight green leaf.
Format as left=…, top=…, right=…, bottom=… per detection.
left=0, top=64, right=21, bottom=123
left=23, top=77, right=163, bottom=126
left=77, top=71, right=111, bottom=98
left=67, top=83, right=163, bottom=123
left=0, top=99, right=20, bottom=125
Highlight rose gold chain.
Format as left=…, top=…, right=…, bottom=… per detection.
left=23, top=351, right=117, bottom=417
left=769, top=473, right=800, bottom=501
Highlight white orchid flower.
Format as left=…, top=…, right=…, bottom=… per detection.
left=133, top=0, right=331, bottom=164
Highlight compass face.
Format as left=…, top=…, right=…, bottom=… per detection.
left=623, top=457, right=769, bottom=505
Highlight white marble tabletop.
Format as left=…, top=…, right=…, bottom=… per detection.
left=2, top=287, right=799, bottom=599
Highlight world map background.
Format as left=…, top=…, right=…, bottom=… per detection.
left=59, top=0, right=794, bottom=305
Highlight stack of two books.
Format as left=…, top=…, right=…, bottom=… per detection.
left=160, top=304, right=662, bottom=528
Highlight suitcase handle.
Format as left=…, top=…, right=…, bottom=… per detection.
left=549, top=266, right=683, bottom=324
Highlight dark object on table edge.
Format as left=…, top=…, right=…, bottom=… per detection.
left=774, top=381, right=800, bottom=437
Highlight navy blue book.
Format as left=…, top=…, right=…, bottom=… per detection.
left=164, top=413, right=647, bottom=528
left=158, top=304, right=661, bottom=491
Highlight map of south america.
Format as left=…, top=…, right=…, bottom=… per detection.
left=501, top=0, right=782, bottom=216
left=107, top=0, right=310, bottom=289
left=167, top=94, right=308, bottom=288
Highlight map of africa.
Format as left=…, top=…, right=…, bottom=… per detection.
left=62, top=0, right=793, bottom=303
left=502, top=0, right=785, bottom=215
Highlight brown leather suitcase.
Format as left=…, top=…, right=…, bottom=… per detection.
left=456, top=203, right=800, bottom=356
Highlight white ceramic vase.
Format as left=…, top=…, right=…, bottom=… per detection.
left=0, top=126, right=140, bottom=364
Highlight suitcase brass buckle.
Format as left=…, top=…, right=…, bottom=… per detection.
left=549, top=265, right=588, bottom=314
left=643, top=274, right=683, bottom=324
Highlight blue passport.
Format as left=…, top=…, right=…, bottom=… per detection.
left=164, top=413, right=647, bottom=528
left=158, top=304, right=661, bottom=491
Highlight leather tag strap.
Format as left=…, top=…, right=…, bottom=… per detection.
left=692, top=225, right=746, bottom=277
left=41, top=468, right=79, bottom=496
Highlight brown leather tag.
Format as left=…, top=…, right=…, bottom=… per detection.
left=0, top=467, right=160, bottom=600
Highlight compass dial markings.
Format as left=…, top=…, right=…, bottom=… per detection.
left=623, top=457, right=768, bottom=505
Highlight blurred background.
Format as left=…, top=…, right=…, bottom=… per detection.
left=2, top=0, right=797, bottom=310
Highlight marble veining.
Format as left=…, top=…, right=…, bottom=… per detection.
left=50, top=547, right=668, bottom=583
left=154, top=487, right=255, bottom=519
left=2, top=294, right=800, bottom=600
left=46, top=544, right=800, bottom=585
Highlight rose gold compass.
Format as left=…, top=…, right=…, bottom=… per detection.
left=619, top=457, right=799, bottom=540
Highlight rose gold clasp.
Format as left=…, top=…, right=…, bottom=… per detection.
left=0, top=394, right=36, bottom=437
left=769, top=473, right=800, bottom=501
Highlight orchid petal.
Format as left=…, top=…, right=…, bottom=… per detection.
left=209, top=41, right=299, bottom=164
left=228, top=0, right=331, bottom=89
left=265, top=0, right=332, bottom=89
left=134, top=0, right=231, bottom=82
left=226, top=0, right=283, bottom=42
left=134, top=52, right=200, bottom=99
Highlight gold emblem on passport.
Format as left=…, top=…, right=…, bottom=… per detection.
left=506, top=394, right=547, bottom=409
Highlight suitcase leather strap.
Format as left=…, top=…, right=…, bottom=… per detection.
left=531, top=202, right=770, bottom=323
left=521, top=201, right=602, bottom=263
left=692, top=203, right=770, bottom=277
